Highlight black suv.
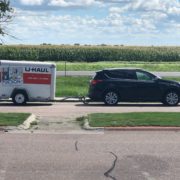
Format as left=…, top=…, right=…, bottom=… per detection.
left=88, top=68, right=180, bottom=106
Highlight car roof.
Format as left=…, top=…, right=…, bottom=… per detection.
left=105, top=68, right=143, bottom=70
left=96, top=68, right=143, bottom=73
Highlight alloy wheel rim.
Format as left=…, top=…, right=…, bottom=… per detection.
left=105, top=92, right=118, bottom=105
left=166, top=92, right=179, bottom=105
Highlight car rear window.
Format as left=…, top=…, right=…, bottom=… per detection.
left=93, top=71, right=108, bottom=80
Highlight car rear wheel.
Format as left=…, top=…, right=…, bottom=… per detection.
left=163, top=91, right=179, bottom=106
left=103, top=91, right=119, bottom=106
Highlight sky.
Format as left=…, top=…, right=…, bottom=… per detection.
left=4, top=0, right=180, bottom=45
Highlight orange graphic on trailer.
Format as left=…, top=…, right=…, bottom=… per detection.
left=23, top=73, right=51, bottom=84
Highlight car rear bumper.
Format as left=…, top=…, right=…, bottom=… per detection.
left=88, top=88, right=103, bottom=101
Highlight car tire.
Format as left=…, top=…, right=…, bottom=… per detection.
left=103, top=90, right=119, bottom=106
left=12, top=91, right=27, bottom=105
left=163, top=91, right=179, bottom=106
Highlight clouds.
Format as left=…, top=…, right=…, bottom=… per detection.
left=108, top=0, right=180, bottom=34
left=19, top=0, right=101, bottom=7
left=20, top=0, right=44, bottom=6
left=128, top=0, right=163, bottom=11
left=108, top=0, right=180, bottom=17
left=109, top=0, right=180, bottom=14
left=48, top=0, right=99, bottom=7
left=18, top=0, right=180, bottom=12
left=7, top=0, right=180, bottom=45
left=9, top=9, right=103, bottom=44
left=17, top=0, right=180, bottom=16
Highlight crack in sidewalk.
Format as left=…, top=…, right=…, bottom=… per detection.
left=104, top=152, right=118, bottom=180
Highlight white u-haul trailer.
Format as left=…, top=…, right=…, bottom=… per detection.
left=0, top=60, right=56, bottom=105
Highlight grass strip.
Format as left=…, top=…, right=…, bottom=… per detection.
left=55, top=76, right=180, bottom=97
left=56, top=76, right=91, bottom=97
left=0, top=113, right=30, bottom=126
left=164, top=77, right=180, bottom=81
left=88, top=112, right=180, bottom=127
left=56, top=61, right=180, bottom=72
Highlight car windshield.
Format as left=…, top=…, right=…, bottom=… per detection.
left=151, top=72, right=161, bottom=79
left=147, top=71, right=162, bottom=80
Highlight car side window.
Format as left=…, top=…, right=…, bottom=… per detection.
left=106, top=70, right=126, bottom=79
left=106, top=70, right=136, bottom=80
left=126, top=71, right=136, bottom=79
left=136, top=71, right=153, bottom=81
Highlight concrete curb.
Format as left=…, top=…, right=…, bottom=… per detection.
left=83, top=119, right=104, bottom=131
left=104, top=127, right=180, bottom=131
left=0, top=97, right=82, bottom=103
left=83, top=119, right=180, bottom=131
left=18, top=114, right=36, bottom=130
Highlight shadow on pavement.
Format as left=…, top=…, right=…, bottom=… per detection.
left=76, top=103, right=180, bottom=107
left=0, top=103, right=53, bottom=106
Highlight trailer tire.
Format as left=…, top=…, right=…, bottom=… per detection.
left=12, top=91, right=28, bottom=105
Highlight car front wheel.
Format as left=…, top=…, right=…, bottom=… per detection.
left=103, top=91, right=119, bottom=106
left=163, top=91, right=179, bottom=106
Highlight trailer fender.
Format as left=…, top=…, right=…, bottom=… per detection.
left=11, top=89, right=29, bottom=101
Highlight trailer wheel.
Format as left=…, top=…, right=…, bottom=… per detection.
left=12, top=91, right=27, bottom=105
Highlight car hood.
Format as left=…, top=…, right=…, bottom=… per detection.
left=158, top=79, right=180, bottom=86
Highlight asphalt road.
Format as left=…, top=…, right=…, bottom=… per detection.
left=0, top=102, right=180, bottom=180
left=0, top=131, right=180, bottom=180
left=57, top=71, right=180, bottom=77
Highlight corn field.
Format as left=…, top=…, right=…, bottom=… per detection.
left=0, top=45, right=180, bottom=62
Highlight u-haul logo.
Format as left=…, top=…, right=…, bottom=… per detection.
left=25, top=67, right=49, bottom=73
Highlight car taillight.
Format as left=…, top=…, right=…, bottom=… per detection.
left=91, top=80, right=103, bottom=85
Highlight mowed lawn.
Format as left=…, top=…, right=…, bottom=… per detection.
left=56, top=76, right=91, bottom=97
left=56, top=61, right=180, bottom=71
left=88, top=112, right=180, bottom=127
left=0, top=113, right=30, bottom=126
left=55, top=76, right=180, bottom=97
